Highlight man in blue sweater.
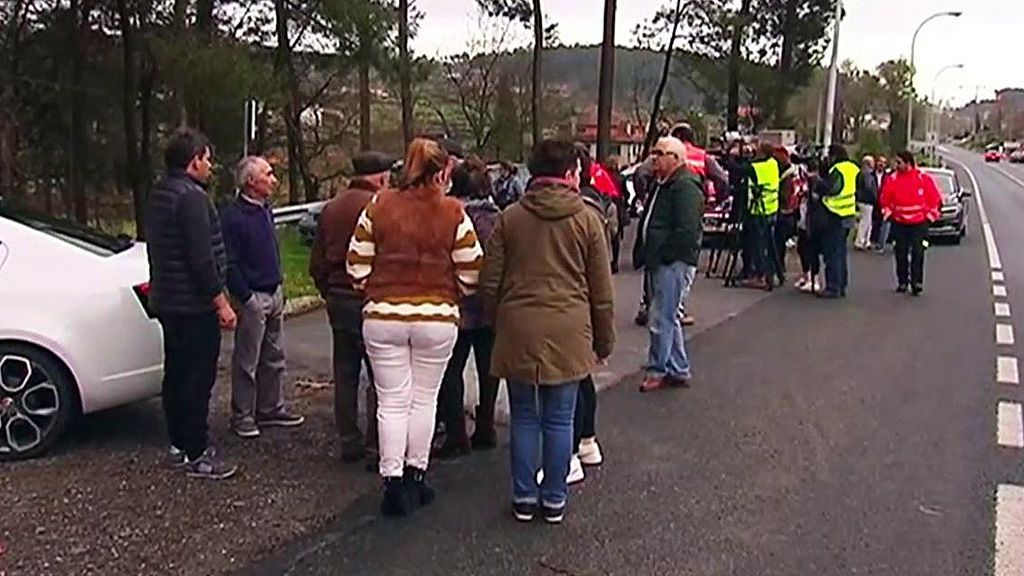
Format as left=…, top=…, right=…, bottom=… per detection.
left=221, top=156, right=304, bottom=438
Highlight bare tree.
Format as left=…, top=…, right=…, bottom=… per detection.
left=398, top=0, right=413, bottom=144
left=641, top=0, right=684, bottom=156
left=596, top=0, right=616, bottom=162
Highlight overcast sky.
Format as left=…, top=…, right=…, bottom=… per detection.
left=412, top=0, right=1022, bottom=106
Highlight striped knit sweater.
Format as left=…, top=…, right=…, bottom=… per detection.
left=346, top=188, right=483, bottom=324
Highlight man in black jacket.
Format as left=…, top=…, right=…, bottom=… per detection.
left=145, top=129, right=238, bottom=480
left=633, top=137, right=704, bottom=393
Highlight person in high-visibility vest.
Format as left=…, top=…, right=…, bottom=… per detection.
left=818, top=144, right=860, bottom=298
left=739, top=143, right=782, bottom=288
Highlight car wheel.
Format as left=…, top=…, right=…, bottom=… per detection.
left=0, top=344, right=76, bottom=461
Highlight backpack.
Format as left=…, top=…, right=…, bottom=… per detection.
left=581, top=185, right=618, bottom=250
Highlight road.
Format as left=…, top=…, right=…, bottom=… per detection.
left=236, top=147, right=1024, bottom=576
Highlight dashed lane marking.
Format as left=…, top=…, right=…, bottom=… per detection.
left=996, top=285, right=1009, bottom=298
left=998, top=324, right=1016, bottom=346
left=998, top=401, right=1024, bottom=448
left=998, top=356, right=1020, bottom=385
left=997, top=303, right=1013, bottom=318
left=995, top=271, right=1006, bottom=282
left=995, top=484, right=1024, bottom=576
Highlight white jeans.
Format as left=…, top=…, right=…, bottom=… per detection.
left=363, top=319, right=458, bottom=478
left=855, top=203, right=874, bottom=247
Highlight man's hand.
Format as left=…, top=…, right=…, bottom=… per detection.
left=214, top=293, right=238, bottom=330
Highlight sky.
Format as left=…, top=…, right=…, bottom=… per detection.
left=412, top=0, right=1023, bottom=106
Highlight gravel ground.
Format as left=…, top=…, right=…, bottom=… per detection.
left=0, top=359, right=380, bottom=576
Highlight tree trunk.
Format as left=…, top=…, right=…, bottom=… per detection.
left=274, top=0, right=315, bottom=203
left=116, top=0, right=143, bottom=236
left=530, top=0, right=543, bottom=147
left=358, top=49, right=372, bottom=151
left=642, top=0, right=682, bottom=156
left=726, top=0, right=753, bottom=132
left=596, top=0, right=616, bottom=162
left=171, top=0, right=188, bottom=127
left=138, top=55, right=155, bottom=238
left=69, top=0, right=91, bottom=224
left=773, top=0, right=797, bottom=125
left=398, top=0, right=413, bottom=144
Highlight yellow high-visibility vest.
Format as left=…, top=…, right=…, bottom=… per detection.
left=748, top=158, right=780, bottom=216
left=825, top=160, right=860, bottom=218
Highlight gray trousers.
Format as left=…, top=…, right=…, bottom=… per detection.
left=231, top=286, right=287, bottom=425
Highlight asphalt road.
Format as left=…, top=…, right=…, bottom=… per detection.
left=242, top=151, right=1024, bottom=576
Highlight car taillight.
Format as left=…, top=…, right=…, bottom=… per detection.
left=133, top=281, right=155, bottom=318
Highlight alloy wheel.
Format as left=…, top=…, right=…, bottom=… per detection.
left=0, top=354, right=61, bottom=456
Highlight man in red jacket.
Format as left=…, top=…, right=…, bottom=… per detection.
left=878, top=151, right=942, bottom=296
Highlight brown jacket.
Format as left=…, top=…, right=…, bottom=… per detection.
left=309, top=179, right=379, bottom=298
left=480, top=178, right=615, bottom=385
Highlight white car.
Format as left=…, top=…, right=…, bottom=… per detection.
left=0, top=203, right=163, bottom=460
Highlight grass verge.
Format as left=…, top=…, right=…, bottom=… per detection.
left=278, top=226, right=319, bottom=300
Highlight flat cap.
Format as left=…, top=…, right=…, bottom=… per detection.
left=352, top=151, right=397, bottom=176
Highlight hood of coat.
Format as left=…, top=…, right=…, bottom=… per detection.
left=520, top=178, right=584, bottom=221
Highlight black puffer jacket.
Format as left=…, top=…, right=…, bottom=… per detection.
left=144, top=171, right=227, bottom=316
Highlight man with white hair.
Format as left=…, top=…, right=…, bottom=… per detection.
left=854, top=155, right=878, bottom=250
left=220, top=155, right=305, bottom=439
left=632, top=137, right=705, bottom=393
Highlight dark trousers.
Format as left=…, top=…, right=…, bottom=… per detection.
left=797, top=229, right=822, bottom=276
left=439, top=328, right=498, bottom=440
left=158, top=312, right=221, bottom=460
left=774, top=212, right=797, bottom=274
left=327, top=293, right=377, bottom=452
left=611, top=230, right=622, bottom=273
left=892, top=222, right=929, bottom=287
left=742, top=215, right=779, bottom=279
left=821, top=216, right=850, bottom=293
left=573, top=375, right=597, bottom=453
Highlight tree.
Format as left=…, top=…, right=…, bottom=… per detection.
left=476, top=0, right=541, bottom=146
left=596, top=0, right=616, bottom=161
left=398, top=0, right=413, bottom=145
left=636, top=0, right=684, bottom=155
left=69, top=0, right=93, bottom=224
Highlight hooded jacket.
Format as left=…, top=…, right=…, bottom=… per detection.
left=879, top=168, right=942, bottom=225
left=480, top=178, right=616, bottom=385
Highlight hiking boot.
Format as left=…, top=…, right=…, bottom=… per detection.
left=232, top=420, right=260, bottom=439
left=578, top=438, right=603, bottom=467
left=381, top=476, right=415, bottom=517
left=403, top=466, right=435, bottom=508
left=256, top=411, right=305, bottom=428
left=185, top=448, right=237, bottom=480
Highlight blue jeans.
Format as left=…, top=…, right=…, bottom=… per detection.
left=821, top=216, right=850, bottom=293
left=508, top=380, right=580, bottom=509
left=647, top=261, right=696, bottom=379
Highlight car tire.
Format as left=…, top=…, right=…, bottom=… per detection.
left=0, top=343, right=76, bottom=461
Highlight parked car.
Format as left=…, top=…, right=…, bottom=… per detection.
left=1009, top=149, right=1024, bottom=164
left=921, top=167, right=971, bottom=244
left=297, top=201, right=326, bottom=246
left=984, top=149, right=1003, bottom=163
left=0, top=202, right=164, bottom=460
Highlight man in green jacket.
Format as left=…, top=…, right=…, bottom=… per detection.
left=632, top=137, right=705, bottom=393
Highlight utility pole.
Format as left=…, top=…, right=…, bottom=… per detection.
left=821, top=0, right=842, bottom=147
left=596, top=0, right=616, bottom=162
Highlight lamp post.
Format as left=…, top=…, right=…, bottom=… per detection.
left=906, top=10, right=963, bottom=148
left=929, top=64, right=964, bottom=157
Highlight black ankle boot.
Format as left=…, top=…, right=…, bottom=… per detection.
left=404, top=467, right=435, bottom=508
left=381, top=476, right=414, bottom=517
left=471, top=417, right=497, bottom=450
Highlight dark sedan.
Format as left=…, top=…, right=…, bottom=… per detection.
left=922, top=167, right=970, bottom=244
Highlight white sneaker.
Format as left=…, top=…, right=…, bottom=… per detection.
left=536, top=455, right=586, bottom=486
left=578, top=438, right=603, bottom=466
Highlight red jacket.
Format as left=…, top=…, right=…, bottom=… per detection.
left=879, top=168, right=943, bottom=225
left=590, top=163, right=621, bottom=198
left=684, top=144, right=708, bottom=178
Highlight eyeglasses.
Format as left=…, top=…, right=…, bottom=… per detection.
left=650, top=149, right=676, bottom=158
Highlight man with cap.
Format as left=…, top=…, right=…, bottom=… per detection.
left=310, top=151, right=395, bottom=468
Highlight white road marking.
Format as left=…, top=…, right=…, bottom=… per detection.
left=996, top=484, right=1024, bottom=576
left=997, top=302, right=1013, bottom=318
left=998, top=357, right=1020, bottom=385
left=998, top=402, right=1024, bottom=448
left=995, top=165, right=1024, bottom=191
left=994, top=271, right=1006, bottom=282
left=998, top=324, right=1016, bottom=345
left=944, top=156, right=1002, bottom=269
left=996, top=285, right=1009, bottom=298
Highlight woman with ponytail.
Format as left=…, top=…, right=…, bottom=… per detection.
left=347, top=138, right=483, bottom=517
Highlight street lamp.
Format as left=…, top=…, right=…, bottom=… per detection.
left=906, top=10, right=963, bottom=148
left=928, top=64, right=964, bottom=164
left=929, top=64, right=964, bottom=134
